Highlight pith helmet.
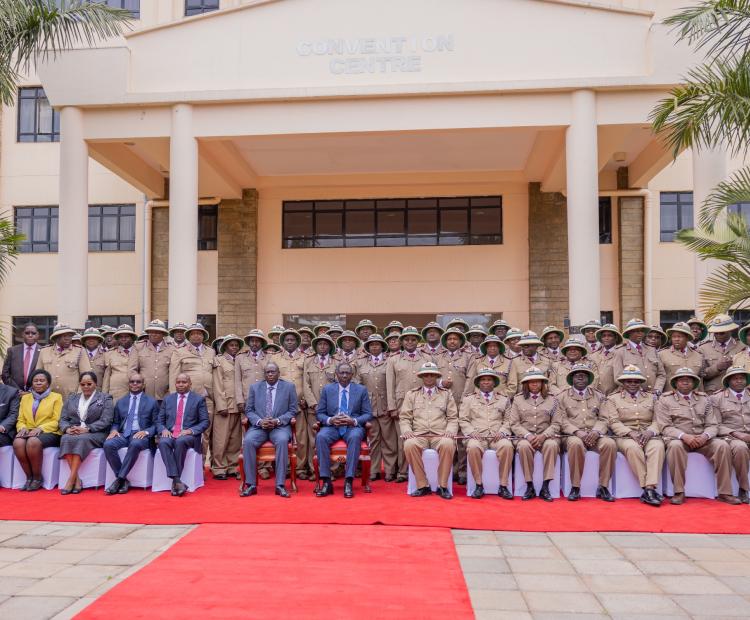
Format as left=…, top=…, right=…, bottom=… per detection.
left=185, top=322, right=209, bottom=341
left=220, top=334, right=243, bottom=353
left=739, top=323, right=750, bottom=346
left=336, top=330, right=362, bottom=349
left=311, top=333, right=336, bottom=353
left=616, top=364, right=648, bottom=384
left=670, top=366, right=701, bottom=389
left=441, top=327, right=467, bottom=348
left=445, top=317, right=470, bottom=332
left=490, top=319, right=510, bottom=332
left=723, top=366, right=750, bottom=388
left=144, top=319, right=169, bottom=335
left=647, top=325, right=668, bottom=347
left=560, top=338, right=588, bottom=355
left=421, top=321, right=444, bottom=340
left=211, top=336, right=224, bottom=353
left=243, top=328, right=268, bottom=347
left=50, top=323, right=77, bottom=341
left=327, top=324, right=344, bottom=338
left=399, top=326, right=421, bottom=341
left=298, top=326, right=315, bottom=338
left=581, top=319, right=602, bottom=333
left=474, top=367, right=501, bottom=388
left=355, top=319, right=378, bottom=337
left=98, top=325, right=116, bottom=336
left=595, top=324, right=623, bottom=345
left=666, top=322, right=694, bottom=342
left=267, top=325, right=285, bottom=338
left=384, top=320, right=404, bottom=335
left=520, top=366, right=548, bottom=384
left=264, top=343, right=282, bottom=353
left=687, top=316, right=708, bottom=341
left=466, top=324, right=488, bottom=338
left=279, top=328, right=301, bottom=347
left=622, top=318, right=649, bottom=337
left=169, top=321, right=189, bottom=336
left=417, top=362, right=443, bottom=377
left=314, top=321, right=331, bottom=336
left=707, top=314, right=740, bottom=334
left=566, top=363, right=595, bottom=386
left=518, top=330, right=544, bottom=346
left=479, top=335, right=506, bottom=356
left=541, top=325, right=565, bottom=343
left=80, top=327, right=104, bottom=343
left=113, top=324, right=137, bottom=339
left=503, top=327, right=524, bottom=342
left=363, top=334, right=387, bottom=353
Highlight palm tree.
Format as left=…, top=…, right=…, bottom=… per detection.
left=651, top=1, right=750, bottom=318
left=0, top=216, right=25, bottom=354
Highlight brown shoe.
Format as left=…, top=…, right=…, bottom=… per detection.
left=670, top=492, right=685, bottom=505
left=717, top=494, right=742, bottom=505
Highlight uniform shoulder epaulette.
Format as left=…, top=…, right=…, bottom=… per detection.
left=437, top=385, right=450, bottom=391
left=593, top=388, right=606, bottom=399
left=661, top=391, right=674, bottom=397
left=408, top=387, right=421, bottom=393
left=72, top=344, right=82, bottom=348
left=695, top=390, right=707, bottom=396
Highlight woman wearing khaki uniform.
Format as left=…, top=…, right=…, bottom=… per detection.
left=36, top=324, right=92, bottom=400
left=81, top=328, right=107, bottom=387
left=102, top=324, right=138, bottom=404
left=212, top=335, right=244, bottom=479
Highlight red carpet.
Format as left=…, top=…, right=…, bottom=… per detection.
left=76, top=523, right=472, bottom=620
left=1, top=477, right=749, bottom=533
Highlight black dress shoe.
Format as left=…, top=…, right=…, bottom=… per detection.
left=522, top=484, right=536, bottom=501
left=654, top=490, right=664, bottom=502
left=275, top=485, right=290, bottom=498
left=437, top=486, right=453, bottom=500
left=640, top=488, right=661, bottom=507
left=384, top=475, right=396, bottom=482
left=395, top=475, right=408, bottom=483
left=105, top=479, right=122, bottom=495
left=596, top=485, right=615, bottom=502
left=344, top=480, right=354, bottom=498
left=539, top=482, right=553, bottom=502
left=173, top=480, right=187, bottom=497
left=739, top=489, right=749, bottom=504
left=410, top=486, right=431, bottom=497
left=240, top=483, right=257, bottom=497
left=315, top=481, right=334, bottom=497
left=370, top=473, right=381, bottom=481
left=118, top=480, right=130, bottom=494
left=498, top=486, right=513, bottom=500
left=213, top=473, right=228, bottom=481
left=471, top=484, right=485, bottom=499
left=568, top=486, right=581, bottom=501
left=60, top=487, right=73, bottom=496
left=456, top=475, right=467, bottom=486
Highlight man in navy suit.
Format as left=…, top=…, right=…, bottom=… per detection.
left=156, top=373, right=209, bottom=496
left=315, top=361, right=372, bottom=498
left=240, top=362, right=297, bottom=498
left=103, top=373, right=158, bottom=495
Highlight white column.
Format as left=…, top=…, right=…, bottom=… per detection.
left=565, top=89, right=600, bottom=329
left=692, top=147, right=727, bottom=312
left=57, top=106, right=88, bottom=328
left=168, top=103, right=198, bottom=325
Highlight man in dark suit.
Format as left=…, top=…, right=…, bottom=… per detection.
left=103, top=373, right=159, bottom=495
left=315, top=362, right=372, bottom=498
left=156, top=373, right=209, bottom=496
left=1, top=323, right=41, bottom=392
left=0, top=383, right=20, bottom=447
left=240, top=362, right=297, bottom=498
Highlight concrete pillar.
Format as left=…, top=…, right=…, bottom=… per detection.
left=168, top=103, right=198, bottom=326
left=57, top=106, right=88, bottom=328
left=565, top=90, right=600, bottom=330
left=692, top=147, right=727, bottom=312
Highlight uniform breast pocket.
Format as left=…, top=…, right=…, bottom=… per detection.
left=325, top=370, right=336, bottom=382
left=66, top=360, right=78, bottom=369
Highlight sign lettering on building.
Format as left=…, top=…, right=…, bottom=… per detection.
left=296, top=35, right=455, bottom=75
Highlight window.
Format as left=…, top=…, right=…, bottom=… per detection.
left=197, top=314, right=216, bottom=342
left=185, top=0, right=219, bottom=16
left=282, top=196, right=502, bottom=249
left=17, top=87, right=60, bottom=142
left=732, top=310, right=750, bottom=327
left=660, top=192, right=693, bottom=242
left=12, top=316, right=57, bottom=345
left=95, top=0, right=139, bottom=16
left=87, top=315, right=135, bottom=329
left=14, top=206, right=58, bottom=253
left=728, top=202, right=750, bottom=227
left=600, top=311, right=614, bottom=325
left=599, top=197, right=612, bottom=244
left=198, top=205, right=218, bottom=250
left=660, top=310, right=695, bottom=330
left=88, top=204, right=135, bottom=251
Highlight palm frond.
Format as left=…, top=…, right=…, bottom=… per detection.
left=698, top=262, right=750, bottom=317
left=699, top=165, right=750, bottom=230
left=0, top=214, right=23, bottom=288
left=676, top=214, right=750, bottom=267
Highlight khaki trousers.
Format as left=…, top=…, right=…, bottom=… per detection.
left=516, top=437, right=560, bottom=482
left=466, top=438, right=514, bottom=486
left=201, top=397, right=215, bottom=467
left=615, top=437, right=665, bottom=488
left=295, top=406, right=316, bottom=475
left=454, top=439, right=467, bottom=479
left=727, top=438, right=750, bottom=492
left=666, top=438, right=733, bottom=495
left=404, top=437, right=456, bottom=488
left=370, top=414, right=399, bottom=478
left=210, top=411, right=242, bottom=475
left=563, top=436, right=616, bottom=487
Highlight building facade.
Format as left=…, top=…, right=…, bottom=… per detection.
left=0, top=0, right=741, bottom=343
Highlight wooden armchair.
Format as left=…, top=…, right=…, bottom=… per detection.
left=312, top=420, right=373, bottom=493
left=238, top=417, right=298, bottom=492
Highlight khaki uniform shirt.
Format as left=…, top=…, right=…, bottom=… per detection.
left=589, top=346, right=621, bottom=395
left=36, top=345, right=92, bottom=400
left=556, top=387, right=607, bottom=435
left=399, top=387, right=459, bottom=436
left=84, top=348, right=106, bottom=387
left=235, top=350, right=268, bottom=407
left=655, top=391, right=717, bottom=441
left=459, top=390, right=511, bottom=437
left=272, top=349, right=306, bottom=401
left=505, top=354, right=553, bottom=396
left=213, top=354, right=239, bottom=413
left=385, top=350, right=433, bottom=412
left=602, top=389, right=658, bottom=436
left=333, top=350, right=361, bottom=379
left=549, top=358, right=599, bottom=392
left=542, top=348, right=563, bottom=363
left=658, top=347, right=705, bottom=390
left=613, top=341, right=666, bottom=393
left=700, top=339, right=744, bottom=393
left=419, top=343, right=445, bottom=360
left=128, top=340, right=174, bottom=401
left=732, top=348, right=750, bottom=372
left=436, top=349, right=473, bottom=406
left=102, top=347, right=134, bottom=404
left=464, top=355, right=509, bottom=397
left=354, top=355, right=388, bottom=416
left=302, top=354, right=336, bottom=409
left=710, top=388, right=750, bottom=436
left=507, top=393, right=561, bottom=438
left=169, top=344, right=215, bottom=399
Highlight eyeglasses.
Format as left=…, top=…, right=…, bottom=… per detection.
left=23, top=331, right=37, bottom=335
left=128, top=380, right=144, bottom=384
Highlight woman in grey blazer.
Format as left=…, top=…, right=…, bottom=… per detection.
left=59, top=371, right=114, bottom=494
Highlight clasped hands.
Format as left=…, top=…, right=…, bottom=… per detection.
left=679, top=432, right=710, bottom=449
left=628, top=430, right=655, bottom=448
left=575, top=429, right=601, bottom=448
left=330, top=413, right=356, bottom=427
left=66, top=425, right=89, bottom=435
left=161, top=428, right=193, bottom=437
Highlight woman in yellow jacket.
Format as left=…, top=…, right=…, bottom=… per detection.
left=13, top=369, right=63, bottom=491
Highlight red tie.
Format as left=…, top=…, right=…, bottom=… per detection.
left=636, top=344, right=642, bottom=354
left=319, top=359, right=325, bottom=369
left=738, top=393, right=743, bottom=401
left=173, top=395, right=185, bottom=438
left=409, top=353, right=415, bottom=359
left=23, top=346, right=32, bottom=385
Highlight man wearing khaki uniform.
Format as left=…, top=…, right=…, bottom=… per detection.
left=386, top=327, right=433, bottom=482
left=700, top=315, right=744, bottom=393
left=659, top=322, right=706, bottom=389
left=102, top=324, right=137, bottom=404
left=732, top=323, right=750, bottom=371
left=81, top=328, right=107, bottom=386
left=557, top=364, right=615, bottom=501
left=401, top=362, right=457, bottom=500
left=127, top=319, right=174, bottom=403
left=603, top=365, right=664, bottom=507
left=614, top=319, right=666, bottom=394
left=711, top=366, right=750, bottom=503
left=464, top=336, right=508, bottom=397
left=656, top=367, right=740, bottom=505
left=505, top=331, right=553, bottom=395
left=302, top=334, right=337, bottom=477
left=212, top=335, right=244, bottom=479
left=589, top=324, right=623, bottom=396
left=549, top=339, right=598, bottom=392
left=36, top=323, right=92, bottom=400
left=459, top=368, right=513, bottom=500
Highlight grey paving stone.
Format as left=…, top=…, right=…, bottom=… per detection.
left=0, top=577, right=40, bottom=596
left=80, top=549, right=153, bottom=566
left=462, top=572, right=518, bottom=590
left=79, top=525, right=140, bottom=540
left=532, top=614, right=610, bottom=620
left=0, top=561, right=69, bottom=579
left=452, top=530, right=497, bottom=545
left=694, top=561, right=750, bottom=576
left=658, top=533, right=730, bottom=548
left=56, top=564, right=127, bottom=580
left=597, top=592, right=684, bottom=615
left=604, top=533, right=670, bottom=548
left=513, top=573, right=587, bottom=592
left=46, top=538, right=116, bottom=551
left=0, top=595, right=76, bottom=619
left=710, top=534, right=750, bottom=548
left=678, top=547, right=747, bottom=562
left=650, top=574, right=733, bottom=594
left=619, top=546, right=687, bottom=562
left=507, top=558, right=575, bottom=575
left=25, top=524, right=91, bottom=538
left=495, top=532, right=552, bottom=547
left=17, top=576, right=110, bottom=598
left=0, top=548, right=41, bottom=562
left=568, top=558, right=641, bottom=575
left=123, top=525, right=191, bottom=539
left=454, top=544, right=504, bottom=558
left=548, top=532, right=611, bottom=547
left=558, top=545, right=623, bottom=560
left=0, top=535, right=64, bottom=549
left=459, top=556, right=510, bottom=574
left=51, top=596, right=97, bottom=620
left=581, top=574, right=661, bottom=593
left=671, top=593, right=750, bottom=616
left=524, top=591, right=604, bottom=613
left=718, top=575, right=750, bottom=595
left=469, top=589, right=527, bottom=611
left=474, top=611, right=532, bottom=620
left=634, top=559, right=708, bottom=575
left=29, top=549, right=98, bottom=565
left=502, top=545, right=564, bottom=560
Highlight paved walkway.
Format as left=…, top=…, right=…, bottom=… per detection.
left=455, top=530, right=750, bottom=618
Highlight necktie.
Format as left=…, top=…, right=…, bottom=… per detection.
left=266, top=385, right=274, bottom=418
left=483, top=392, right=490, bottom=403
left=684, top=395, right=690, bottom=403
left=339, top=389, right=349, bottom=437
left=636, top=344, right=642, bottom=354
left=319, top=358, right=325, bottom=369
left=532, top=394, right=538, bottom=401
left=409, top=353, right=415, bottom=359
left=124, top=395, right=137, bottom=437
left=426, top=388, right=433, bottom=398
left=173, top=395, right=185, bottom=438
left=23, top=346, right=32, bottom=386
left=737, top=393, right=743, bottom=401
